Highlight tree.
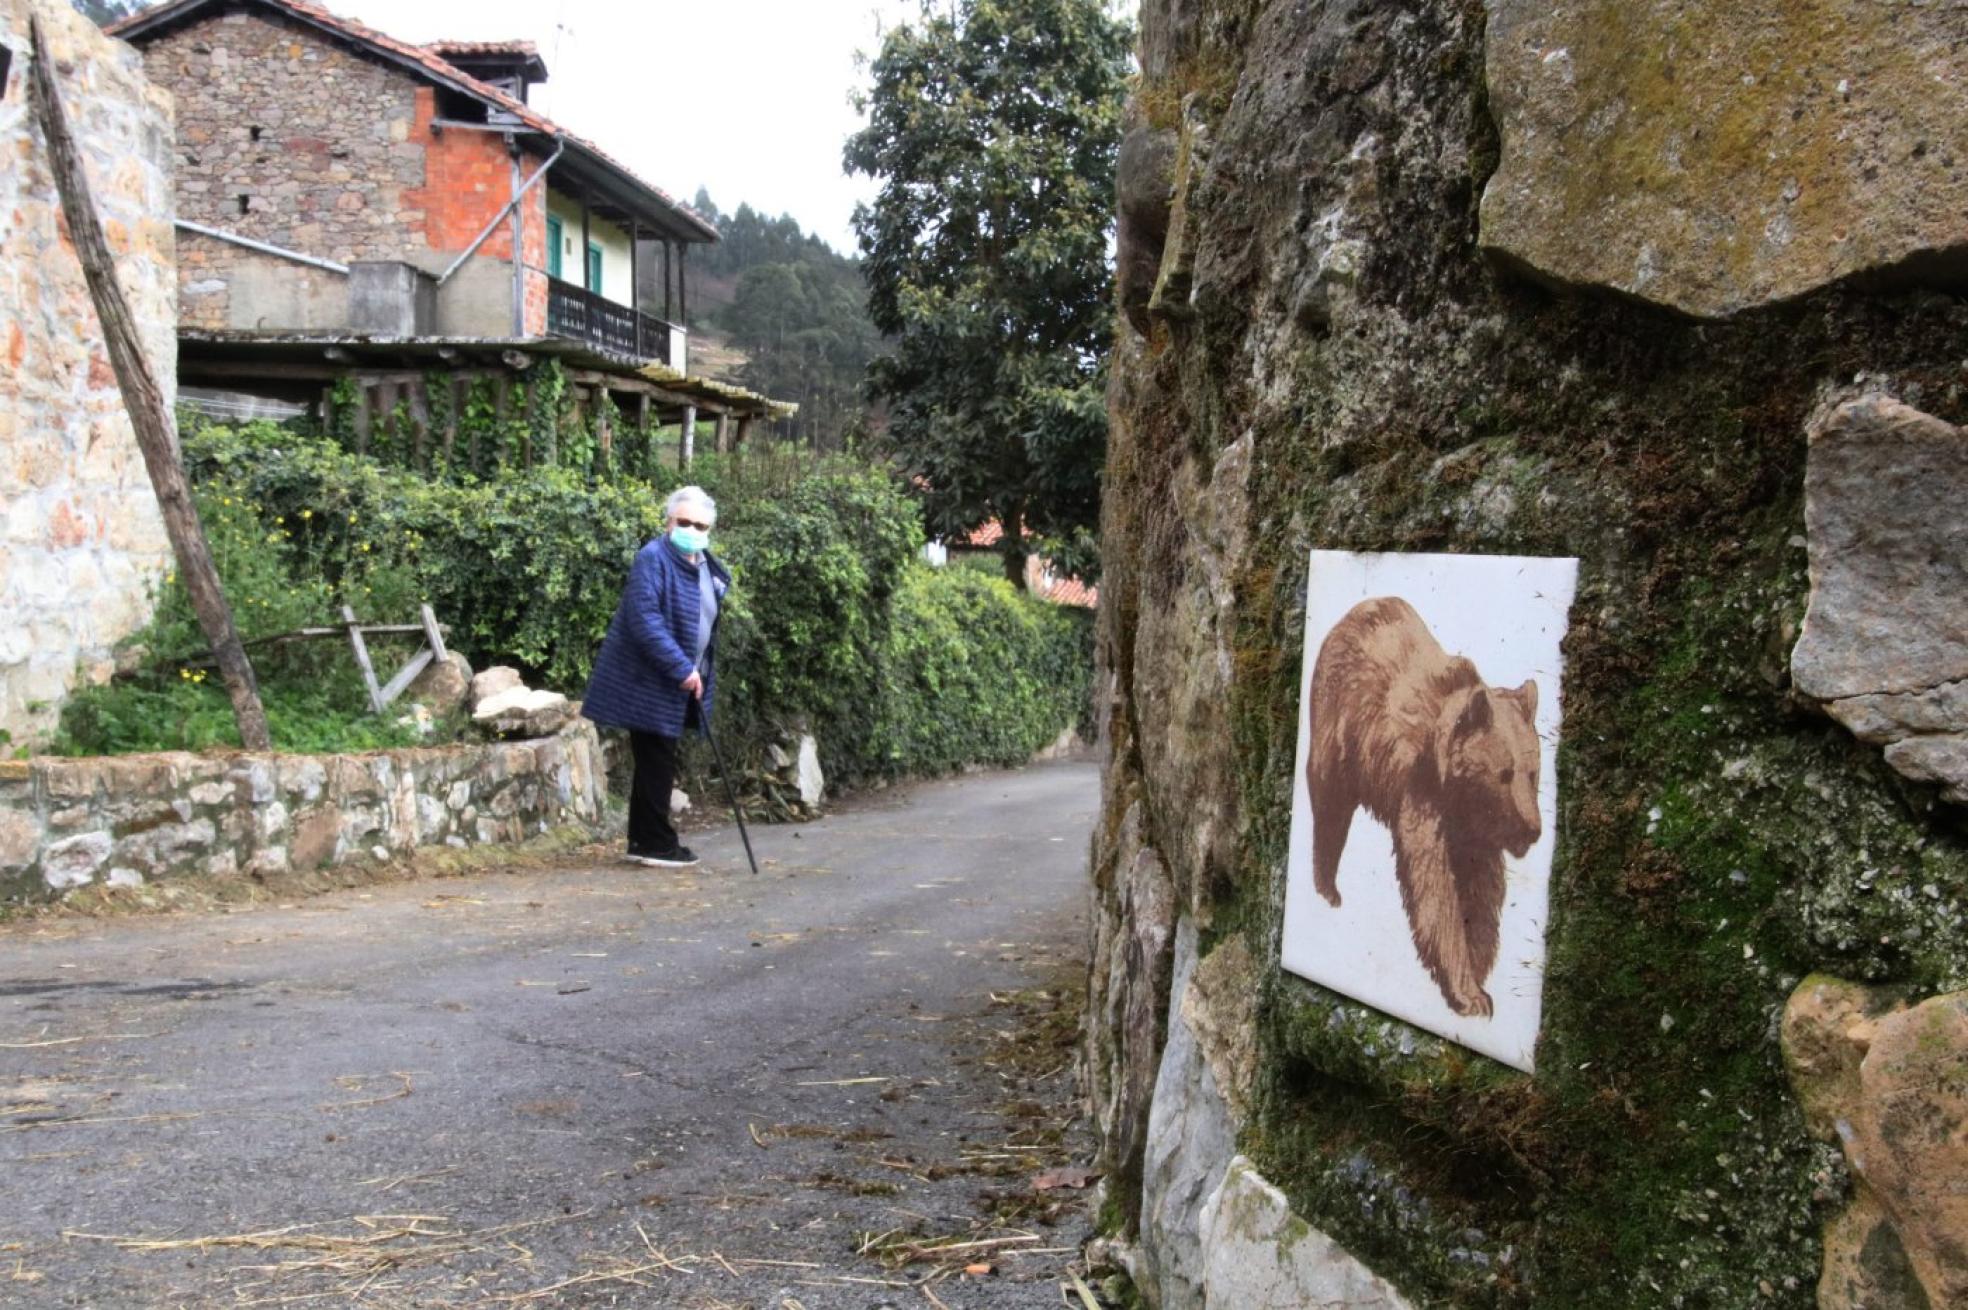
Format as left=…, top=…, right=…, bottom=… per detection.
left=70, top=0, right=141, bottom=24
left=845, top=0, right=1128, bottom=588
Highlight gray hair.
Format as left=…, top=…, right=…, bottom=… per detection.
left=664, top=485, right=717, bottom=524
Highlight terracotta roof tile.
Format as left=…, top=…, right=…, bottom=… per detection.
left=425, top=39, right=541, bottom=58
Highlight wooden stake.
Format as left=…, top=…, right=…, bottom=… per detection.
left=28, top=14, right=271, bottom=751
left=714, top=411, right=731, bottom=455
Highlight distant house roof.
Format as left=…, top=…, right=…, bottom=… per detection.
left=1036, top=571, right=1098, bottom=608
left=109, top=0, right=716, bottom=243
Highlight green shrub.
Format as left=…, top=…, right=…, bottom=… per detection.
left=867, top=565, right=1092, bottom=776
left=58, top=421, right=1092, bottom=787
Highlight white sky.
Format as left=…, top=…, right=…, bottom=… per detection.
left=326, top=0, right=923, bottom=255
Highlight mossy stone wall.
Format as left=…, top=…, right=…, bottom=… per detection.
left=1090, top=1, right=1968, bottom=1305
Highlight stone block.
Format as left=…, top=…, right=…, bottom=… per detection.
left=473, top=687, right=573, bottom=738
left=1792, top=397, right=1968, bottom=803
left=1198, top=1159, right=1415, bottom=1308
left=468, top=666, right=523, bottom=709
left=42, top=831, right=113, bottom=890
left=407, top=650, right=472, bottom=715
left=287, top=806, right=338, bottom=865
left=1784, top=977, right=1968, bottom=1308
left=0, top=809, right=40, bottom=871
left=118, top=819, right=216, bottom=875
left=1481, top=0, right=1968, bottom=318
left=1140, top=916, right=1236, bottom=1310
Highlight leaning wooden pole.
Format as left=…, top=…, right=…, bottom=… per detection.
left=29, top=13, right=272, bottom=751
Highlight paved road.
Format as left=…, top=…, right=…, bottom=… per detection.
left=0, top=761, right=1100, bottom=1308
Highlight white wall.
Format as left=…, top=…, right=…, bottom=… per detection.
left=544, top=190, right=637, bottom=310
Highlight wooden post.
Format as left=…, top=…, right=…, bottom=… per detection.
left=679, top=403, right=696, bottom=470
left=596, top=388, right=613, bottom=467
left=735, top=415, right=755, bottom=451
left=663, top=240, right=673, bottom=321
left=407, top=380, right=431, bottom=472
left=321, top=384, right=338, bottom=438
left=352, top=384, right=373, bottom=454
left=580, top=196, right=592, bottom=291
left=635, top=394, right=651, bottom=477
left=678, top=243, right=688, bottom=327
left=715, top=411, right=731, bottom=455
left=629, top=220, right=642, bottom=358
left=443, top=375, right=462, bottom=470
left=375, top=379, right=400, bottom=459
left=28, top=13, right=272, bottom=751
left=342, top=605, right=385, bottom=714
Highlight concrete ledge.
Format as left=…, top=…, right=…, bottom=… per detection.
left=0, top=721, right=607, bottom=905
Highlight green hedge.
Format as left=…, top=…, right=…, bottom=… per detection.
left=870, top=566, right=1092, bottom=774
left=57, top=423, right=1091, bottom=786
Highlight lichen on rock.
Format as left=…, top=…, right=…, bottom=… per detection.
left=1479, top=0, right=1968, bottom=319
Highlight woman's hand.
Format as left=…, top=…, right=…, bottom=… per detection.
left=682, top=670, right=704, bottom=699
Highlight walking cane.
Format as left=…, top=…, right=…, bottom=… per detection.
left=701, top=716, right=760, bottom=876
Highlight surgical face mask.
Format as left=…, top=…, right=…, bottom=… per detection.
left=670, top=524, right=710, bottom=554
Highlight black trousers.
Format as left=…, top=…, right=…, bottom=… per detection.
left=628, top=729, right=681, bottom=855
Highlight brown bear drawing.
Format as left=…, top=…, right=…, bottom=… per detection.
left=1305, top=597, right=1541, bottom=1019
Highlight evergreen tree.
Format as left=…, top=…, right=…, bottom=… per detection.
left=845, top=0, right=1128, bottom=587
left=71, top=0, right=140, bottom=24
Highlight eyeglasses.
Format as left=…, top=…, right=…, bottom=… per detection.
left=675, top=518, right=712, bottom=532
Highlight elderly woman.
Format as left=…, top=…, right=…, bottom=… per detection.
left=582, top=486, right=731, bottom=868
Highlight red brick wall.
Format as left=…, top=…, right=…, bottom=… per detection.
left=404, top=87, right=550, bottom=335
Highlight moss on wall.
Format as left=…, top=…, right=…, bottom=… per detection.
left=1095, top=0, right=1968, bottom=1305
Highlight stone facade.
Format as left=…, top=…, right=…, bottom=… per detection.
left=0, top=0, right=176, bottom=748
left=135, top=8, right=549, bottom=334
left=0, top=719, right=607, bottom=904
left=1091, top=0, right=1968, bottom=1305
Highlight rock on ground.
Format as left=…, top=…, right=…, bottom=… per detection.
left=472, top=686, right=573, bottom=739
left=407, top=651, right=473, bottom=715
left=468, top=665, right=523, bottom=710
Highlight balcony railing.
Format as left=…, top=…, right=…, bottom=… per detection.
left=546, top=278, right=673, bottom=365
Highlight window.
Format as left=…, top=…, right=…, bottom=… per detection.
left=586, top=243, right=603, bottom=295
left=545, top=215, right=562, bottom=280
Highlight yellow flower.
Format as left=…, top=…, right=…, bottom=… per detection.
left=179, top=668, right=191, bottom=680
left=348, top=513, right=358, bottom=524
left=275, top=516, right=285, bottom=525
left=360, top=542, right=371, bottom=553
left=300, top=509, right=313, bottom=520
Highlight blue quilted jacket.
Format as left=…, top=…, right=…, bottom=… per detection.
left=581, top=537, right=731, bottom=738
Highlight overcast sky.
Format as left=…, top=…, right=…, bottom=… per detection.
left=327, top=0, right=922, bottom=255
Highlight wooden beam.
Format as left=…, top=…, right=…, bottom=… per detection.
left=581, top=196, right=592, bottom=291
left=444, top=375, right=462, bottom=469
left=558, top=367, right=735, bottom=414
left=408, top=379, right=431, bottom=470
left=30, top=17, right=272, bottom=750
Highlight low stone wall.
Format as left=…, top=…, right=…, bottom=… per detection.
left=0, top=721, right=607, bottom=904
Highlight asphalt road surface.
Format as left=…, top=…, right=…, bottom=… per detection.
left=0, top=760, right=1101, bottom=1308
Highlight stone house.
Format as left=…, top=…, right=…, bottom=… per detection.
left=109, top=0, right=788, bottom=441
left=0, top=0, right=178, bottom=748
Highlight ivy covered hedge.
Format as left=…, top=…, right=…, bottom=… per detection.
left=57, top=422, right=1091, bottom=788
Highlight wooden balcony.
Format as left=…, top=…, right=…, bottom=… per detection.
left=545, top=277, right=673, bottom=365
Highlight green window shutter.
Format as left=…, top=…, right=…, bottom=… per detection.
left=586, top=244, right=603, bottom=294
left=545, top=215, right=563, bottom=280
